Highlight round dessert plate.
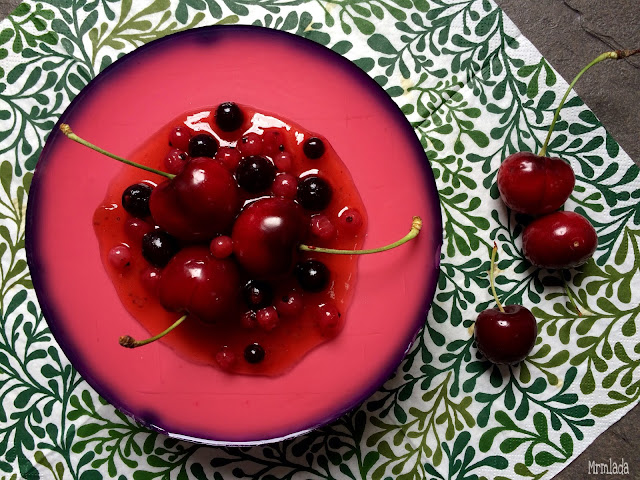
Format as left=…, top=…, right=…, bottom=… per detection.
left=26, top=26, right=442, bottom=445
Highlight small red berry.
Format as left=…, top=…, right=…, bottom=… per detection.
left=169, top=126, right=191, bottom=151
left=215, top=346, right=236, bottom=370
left=108, top=245, right=131, bottom=270
left=275, top=291, right=303, bottom=317
left=215, top=147, right=241, bottom=171
left=257, top=306, right=279, bottom=331
left=339, top=208, right=363, bottom=233
left=274, top=152, right=293, bottom=171
left=237, top=132, right=262, bottom=157
left=210, top=235, right=233, bottom=259
left=310, top=214, right=336, bottom=240
left=272, top=173, right=298, bottom=199
left=315, top=302, right=342, bottom=337
left=164, top=148, right=189, bottom=175
left=124, top=218, right=154, bottom=243
left=241, top=310, right=258, bottom=329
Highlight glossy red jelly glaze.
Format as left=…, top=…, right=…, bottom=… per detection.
left=497, top=152, right=575, bottom=215
left=93, top=105, right=368, bottom=376
left=522, top=210, right=597, bottom=269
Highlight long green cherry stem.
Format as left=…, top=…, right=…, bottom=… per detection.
left=119, top=314, right=188, bottom=348
left=539, top=49, right=640, bottom=157
left=563, top=277, right=583, bottom=317
left=490, top=242, right=505, bottom=313
left=60, top=124, right=175, bottom=180
left=299, top=216, right=422, bottom=254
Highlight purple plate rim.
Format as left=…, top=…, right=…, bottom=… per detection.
left=25, top=24, right=443, bottom=446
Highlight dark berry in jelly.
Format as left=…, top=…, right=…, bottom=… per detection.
left=142, top=230, right=180, bottom=268
left=295, top=260, right=330, bottom=292
left=297, top=176, right=332, bottom=211
left=215, top=102, right=244, bottom=132
left=122, top=183, right=152, bottom=218
left=244, top=343, right=265, bottom=364
left=188, top=133, right=218, bottom=158
left=242, top=280, right=273, bottom=310
left=236, top=155, right=276, bottom=193
left=303, top=137, right=325, bottom=159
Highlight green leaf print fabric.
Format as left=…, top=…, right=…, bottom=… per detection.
left=1, top=1, right=639, bottom=479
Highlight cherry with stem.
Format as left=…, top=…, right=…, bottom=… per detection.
left=474, top=243, right=538, bottom=365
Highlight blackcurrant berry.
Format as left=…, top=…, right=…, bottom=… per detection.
left=122, top=183, right=152, bottom=218
left=297, top=176, right=332, bottom=211
left=295, top=260, right=330, bottom=292
left=244, top=343, right=265, bottom=364
left=188, top=133, right=218, bottom=158
left=242, top=280, right=273, bottom=310
left=236, top=155, right=276, bottom=193
left=215, top=102, right=244, bottom=132
left=142, top=231, right=180, bottom=268
left=303, top=137, right=325, bottom=159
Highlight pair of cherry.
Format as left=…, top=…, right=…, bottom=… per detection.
left=474, top=50, right=640, bottom=365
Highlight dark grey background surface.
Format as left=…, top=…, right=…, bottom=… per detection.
left=0, top=0, right=637, bottom=478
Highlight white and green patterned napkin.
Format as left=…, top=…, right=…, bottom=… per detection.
left=1, top=1, right=638, bottom=479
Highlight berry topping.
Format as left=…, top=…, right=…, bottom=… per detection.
left=244, top=343, right=265, bottom=364
left=158, top=246, right=240, bottom=324
left=168, top=126, right=191, bottom=151
left=141, top=230, right=180, bottom=268
left=310, top=214, right=336, bottom=240
left=140, top=267, right=161, bottom=294
left=272, top=173, right=298, bottom=199
left=215, top=346, right=236, bottom=370
left=238, top=132, right=262, bottom=157
left=262, top=130, right=284, bottom=156
left=297, top=176, right=332, bottom=211
left=315, top=302, right=342, bottom=337
left=232, top=197, right=305, bottom=277
left=164, top=148, right=189, bottom=175
left=303, top=137, right=325, bottom=159
left=274, top=291, right=303, bottom=317
left=188, top=133, right=218, bottom=158
left=215, top=102, right=244, bottom=132
left=295, top=260, right=330, bottom=292
left=210, top=235, right=233, bottom=259
left=338, top=208, right=363, bottom=233
left=241, top=310, right=258, bottom=329
left=215, top=147, right=241, bottom=171
left=242, top=280, right=273, bottom=310
left=124, top=218, right=153, bottom=243
left=257, top=306, right=279, bottom=331
left=108, top=245, right=131, bottom=269
left=122, top=183, right=152, bottom=218
left=274, top=152, right=293, bottom=171
left=236, top=156, right=276, bottom=193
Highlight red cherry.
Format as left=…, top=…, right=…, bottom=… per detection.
left=497, top=152, right=575, bottom=215
left=157, top=246, right=240, bottom=324
left=149, top=157, right=241, bottom=242
left=474, top=305, right=537, bottom=364
left=232, top=197, right=306, bottom=277
left=522, top=211, right=597, bottom=269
